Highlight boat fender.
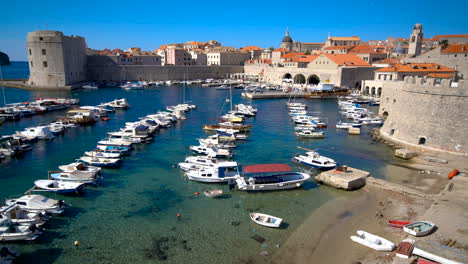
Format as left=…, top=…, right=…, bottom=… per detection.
left=74, top=241, right=80, bottom=249
left=448, top=169, right=459, bottom=179
left=194, top=192, right=199, bottom=196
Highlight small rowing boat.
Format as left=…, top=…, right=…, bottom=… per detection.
left=388, top=220, right=411, bottom=229
left=203, top=189, right=224, bottom=198
left=403, top=221, right=436, bottom=237
left=350, top=230, right=395, bottom=251
left=250, top=213, right=283, bottom=228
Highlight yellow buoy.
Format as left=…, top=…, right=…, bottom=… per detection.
left=74, top=241, right=80, bottom=248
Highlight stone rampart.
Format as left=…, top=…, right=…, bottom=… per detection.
left=379, top=77, right=468, bottom=155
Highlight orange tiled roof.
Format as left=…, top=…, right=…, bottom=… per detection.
left=330, top=36, right=361, bottom=41
left=426, top=73, right=453, bottom=78
left=432, top=34, right=468, bottom=41
left=281, top=52, right=305, bottom=59
left=441, top=44, right=468, bottom=53
left=323, top=45, right=355, bottom=50
left=349, top=44, right=386, bottom=54
left=241, top=46, right=262, bottom=51
left=321, top=54, right=371, bottom=66
left=186, top=41, right=206, bottom=45
left=273, top=48, right=288, bottom=52
left=293, top=55, right=319, bottom=63
left=376, top=63, right=457, bottom=73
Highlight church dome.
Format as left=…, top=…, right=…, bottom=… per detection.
left=394, top=45, right=405, bottom=54
left=282, top=35, right=293, bottom=43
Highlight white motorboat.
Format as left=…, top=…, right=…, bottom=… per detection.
left=34, top=180, right=85, bottom=194
left=48, top=123, right=65, bottom=135
left=292, top=149, right=337, bottom=170
left=198, top=135, right=237, bottom=149
left=18, top=126, right=55, bottom=140
left=403, top=221, right=436, bottom=237
left=350, top=230, right=395, bottom=251
left=185, top=162, right=239, bottom=183
left=50, top=171, right=98, bottom=185
left=80, top=156, right=121, bottom=167
left=178, top=156, right=219, bottom=171
left=59, top=162, right=101, bottom=177
left=336, top=121, right=361, bottom=129
left=84, top=151, right=121, bottom=158
left=295, top=130, right=325, bottom=138
left=189, top=145, right=232, bottom=158
left=97, top=138, right=133, bottom=147
left=203, top=189, right=224, bottom=198
left=0, top=219, right=41, bottom=242
left=82, top=83, right=98, bottom=89
left=235, top=164, right=310, bottom=191
left=0, top=205, right=47, bottom=226
left=250, top=213, right=283, bottom=228
left=96, top=145, right=130, bottom=154
left=5, top=194, right=67, bottom=215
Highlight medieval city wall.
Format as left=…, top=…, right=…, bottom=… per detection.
left=379, top=77, right=468, bottom=155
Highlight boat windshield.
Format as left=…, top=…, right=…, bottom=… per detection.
left=246, top=173, right=304, bottom=184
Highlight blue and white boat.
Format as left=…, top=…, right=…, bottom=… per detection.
left=292, top=150, right=337, bottom=170
left=34, top=180, right=85, bottom=194
left=96, top=145, right=130, bottom=154
left=80, top=156, right=121, bottom=167
left=235, top=164, right=310, bottom=191
left=50, top=172, right=98, bottom=185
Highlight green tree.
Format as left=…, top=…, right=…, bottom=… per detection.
left=304, top=51, right=311, bottom=55
left=439, top=40, right=449, bottom=50
left=269, top=46, right=275, bottom=51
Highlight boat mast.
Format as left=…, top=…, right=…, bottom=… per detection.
left=0, top=66, right=6, bottom=107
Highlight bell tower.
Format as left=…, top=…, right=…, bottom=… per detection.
left=408, top=23, right=423, bottom=56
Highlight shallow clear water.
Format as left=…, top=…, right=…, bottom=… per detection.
left=0, top=80, right=397, bottom=263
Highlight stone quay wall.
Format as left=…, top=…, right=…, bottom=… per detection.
left=379, top=77, right=468, bottom=156
left=86, top=65, right=244, bottom=82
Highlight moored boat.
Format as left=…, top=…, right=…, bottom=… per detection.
left=250, top=213, right=283, bottom=228
left=203, top=189, right=224, bottom=198
left=34, top=180, right=85, bottom=194
left=80, top=156, right=121, bottom=167
left=403, top=221, right=436, bottom=237
left=292, top=148, right=337, bottom=170
left=5, top=194, right=67, bottom=215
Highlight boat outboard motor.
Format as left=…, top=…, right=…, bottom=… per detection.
left=58, top=200, right=64, bottom=207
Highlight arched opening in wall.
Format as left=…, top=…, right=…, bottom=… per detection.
left=377, top=87, right=382, bottom=97
left=355, top=81, right=361, bottom=89
left=390, top=129, right=395, bottom=136
left=283, top=73, right=292, bottom=80
left=307, top=75, right=320, bottom=85
left=365, top=86, right=370, bottom=95
left=382, top=111, right=389, bottom=119
left=418, top=137, right=426, bottom=145
left=294, top=74, right=306, bottom=84
left=371, top=87, right=376, bottom=97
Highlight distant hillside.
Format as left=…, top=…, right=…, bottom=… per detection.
left=0, top=51, right=11, bottom=65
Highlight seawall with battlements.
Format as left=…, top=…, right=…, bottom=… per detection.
left=379, top=76, right=468, bottom=156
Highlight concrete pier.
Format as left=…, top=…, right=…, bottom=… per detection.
left=315, top=167, right=370, bottom=190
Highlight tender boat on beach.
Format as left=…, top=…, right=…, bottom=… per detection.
left=250, top=213, right=283, bottom=228
left=80, top=156, right=121, bottom=167
left=185, top=162, right=239, bottom=183
left=350, top=230, right=395, bottom=251
left=235, top=164, right=310, bottom=191
left=34, top=180, right=85, bottom=194
left=59, top=162, right=101, bottom=177
left=292, top=149, right=337, bottom=170
left=5, top=195, right=67, bottom=215
left=403, top=221, right=436, bottom=237
left=203, top=189, right=224, bottom=198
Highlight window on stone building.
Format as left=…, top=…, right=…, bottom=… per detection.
left=390, top=129, right=395, bottom=136
left=30, top=61, right=33, bottom=67
left=418, top=137, right=426, bottom=145
left=39, top=37, right=43, bottom=41
left=389, top=75, right=393, bottom=80
left=42, top=49, right=46, bottom=55
left=43, top=61, right=48, bottom=68
left=29, top=49, right=32, bottom=55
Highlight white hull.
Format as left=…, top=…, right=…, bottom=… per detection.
left=350, top=230, right=395, bottom=251
left=250, top=213, right=283, bottom=228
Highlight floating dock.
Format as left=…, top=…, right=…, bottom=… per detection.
left=315, top=166, right=370, bottom=190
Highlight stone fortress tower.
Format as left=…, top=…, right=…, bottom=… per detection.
left=408, top=23, right=423, bottom=56
left=280, top=28, right=293, bottom=51
left=27, top=30, right=87, bottom=88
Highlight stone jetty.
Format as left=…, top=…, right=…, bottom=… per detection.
left=315, top=166, right=370, bottom=190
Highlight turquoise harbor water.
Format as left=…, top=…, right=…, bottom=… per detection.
left=1, top=64, right=397, bottom=263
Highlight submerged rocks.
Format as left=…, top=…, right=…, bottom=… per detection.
left=144, top=235, right=192, bottom=261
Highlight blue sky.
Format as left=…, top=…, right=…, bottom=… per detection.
left=2, top=0, right=467, bottom=60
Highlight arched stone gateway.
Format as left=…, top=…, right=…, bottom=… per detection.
left=307, top=75, right=320, bottom=85
left=294, top=74, right=306, bottom=84
left=377, top=87, right=382, bottom=97
left=282, top=73, right=292, bottom=79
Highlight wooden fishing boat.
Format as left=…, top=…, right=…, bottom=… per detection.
left=250, top=213, right=283, bottom=228
left=403, top=221, right=436, bottom=237
left=350, top=230, right=395, bottom=251
left=203, top=189, right=224, bottom=198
